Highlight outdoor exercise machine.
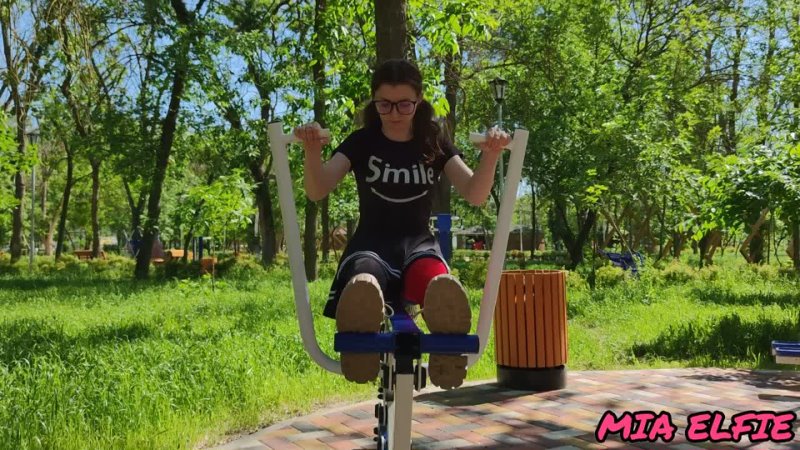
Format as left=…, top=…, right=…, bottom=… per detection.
left=268, top=121, right=529, bottom=450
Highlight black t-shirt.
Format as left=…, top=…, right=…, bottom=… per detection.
left=333, top=126, right=462, bottom=235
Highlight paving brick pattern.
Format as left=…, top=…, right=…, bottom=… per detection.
left=210, top=368, right=800, bottom=450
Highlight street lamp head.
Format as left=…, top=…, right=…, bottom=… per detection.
left=26, top=129, right=40, bottom=146
left=490, top=77, right=507, bottom=103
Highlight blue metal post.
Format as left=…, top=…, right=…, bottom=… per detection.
left=436, top=213, right=452, bottom=262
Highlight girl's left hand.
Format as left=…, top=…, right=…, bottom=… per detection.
left=477, top=126, right=512, bottom=155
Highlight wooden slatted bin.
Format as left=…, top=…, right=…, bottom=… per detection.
left=494, top=270, right=567, bottom=391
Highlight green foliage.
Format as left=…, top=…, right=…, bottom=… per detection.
left=594, top=265, right=627, bottom=288
left=215, top=255, right=268, bottom=282
left=633, top=312, right=799, bottom=364
left=660, top=259, right=697, bottom=283
left=449, top=253, right=489, bottom=289
left=168, top=171, right=255, bottom=244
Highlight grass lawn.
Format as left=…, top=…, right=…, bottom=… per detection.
left=0, top=251, right=798, bottom=449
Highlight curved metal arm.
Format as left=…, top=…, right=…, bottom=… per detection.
left=466, top=129, right=529, bottom=368
left=268, top=122, right=341, bottom=374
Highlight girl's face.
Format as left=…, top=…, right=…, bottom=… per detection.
left=373, top=83, right=419, bottom=137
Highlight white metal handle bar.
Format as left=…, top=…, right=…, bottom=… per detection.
left=275, top=127, right=332, bottom=147
left=268, top=122, right=341, bottom=374
left=468, top=132, right=516, bottom=149
left=467, top=129, right=529, bottom=367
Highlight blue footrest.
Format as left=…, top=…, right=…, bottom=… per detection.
left=333, top=309, right=479, bottom=354
left=334, top=332, right=479, bottom=354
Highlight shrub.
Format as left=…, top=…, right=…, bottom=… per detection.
left=698, top=265, right=721, bottom=282
left=458, top=257, right=489, bottom=289
left=217, top=256, right=267, bottom=281
left=661, top=259, right=696, bottom=283
left=566, top=270, right=588, bottom=292
left=156, top=260, right=201, bottom=280
left=595, top=265, right=626, bottom=288
left=318, top=260, right=337, bottom=279
left=748, top=263, right=779, bottom=281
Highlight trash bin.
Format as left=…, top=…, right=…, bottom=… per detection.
left=495, top=269, right=567, bottom=391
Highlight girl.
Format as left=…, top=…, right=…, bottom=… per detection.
left=295, top=59, right=510, bottom=389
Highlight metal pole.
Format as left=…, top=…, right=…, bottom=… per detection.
left=29, top=166, right=35, bottom=270
left=519, top=196, right=523, bottom=252
left=496, top=102, right=504, bottom=195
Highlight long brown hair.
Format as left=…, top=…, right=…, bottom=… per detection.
left=361, top=59, right=444, bottom=164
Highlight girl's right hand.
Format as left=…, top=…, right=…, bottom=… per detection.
left=293, top=122, right=330, bottom=154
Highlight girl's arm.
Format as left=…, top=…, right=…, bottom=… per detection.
left=295, top=122, right=351, bottom=201
left=444, top=128, right=511, bottom=206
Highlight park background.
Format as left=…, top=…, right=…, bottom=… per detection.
left=1, top=0, right=799, bottom=449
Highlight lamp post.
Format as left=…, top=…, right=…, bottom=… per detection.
left=26, top=129, right=39, bottom=270
left=489, top=77, right=507, bottom=195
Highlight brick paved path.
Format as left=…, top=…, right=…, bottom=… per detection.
left=210, top=368, right=800, bottom=450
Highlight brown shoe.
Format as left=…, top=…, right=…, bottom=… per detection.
left=423, top=274, right=471, bottom=389
left=336, top=273, right=385, bottom=383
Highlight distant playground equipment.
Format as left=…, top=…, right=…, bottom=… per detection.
left=599, top=250, right=645, bottom=275
left=269, top=121, right=529, bottom=450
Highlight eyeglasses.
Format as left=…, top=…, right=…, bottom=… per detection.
left=372, top=99, right=418, bottom=115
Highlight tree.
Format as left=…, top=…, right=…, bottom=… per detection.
left=134, top=0, right=208, bottom=279
left=375, top=0, right=409, bottom=62
left=1, top=0, right=55, bottom=262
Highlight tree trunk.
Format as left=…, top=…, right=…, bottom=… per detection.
left=303, top=0, right=329, bottom=281
left=10, top=169, right=25, bottom=263
left=250, top=161, right=277, bottom=266
left=722, top=4, right=742, bottom=155
left=698, top=231, right=711, bottom=268
left=123, top=180, right=146, bottom=234
left=750, top=233, right=765, bottom=264
left=739, top=208, right=769, bottom=264
left=135, top=40, right=191, bottom=279
left=554, top=197, right=596, bottom=269
left=44, top=191, right=64, bottom=256
left=90, top=159, right=101, bottom=257
left=2, top=11, right=25, bottom=263
left=672, top=231, right=684, bottom=259
left=321, top=197, right=330, bottom=263
left=304, top=203, right=318, bottom=280
left=374, top=0, right=409, bottom=62
left=55, top=150, right=74, bottom=260
left=792, top=222, right=800, bottom=270
left=45, top=220, right=56, bottom=256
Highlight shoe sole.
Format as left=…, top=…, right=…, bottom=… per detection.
left=423, top=274, right=471, bottom=389
left=336, top=273, right=384, bottom=383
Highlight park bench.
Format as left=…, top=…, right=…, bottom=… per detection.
left=772, top=341, right=800, bottom=365
left=73, top=250, right=106, bottom=260
left=164, top=249, right=193, bottom=262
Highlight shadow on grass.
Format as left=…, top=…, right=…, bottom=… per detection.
left=691, top=285, right=800, bottom=307
left=0, top=277, right=163, bottom=297
left=0, top=314, right=239, bottom=365
left=631, top=312, right=800, bottom=369
left=0, top=317, right=158, bottom=365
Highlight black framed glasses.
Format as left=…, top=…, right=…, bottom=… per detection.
left=372, top=99, right=418, bottom=115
